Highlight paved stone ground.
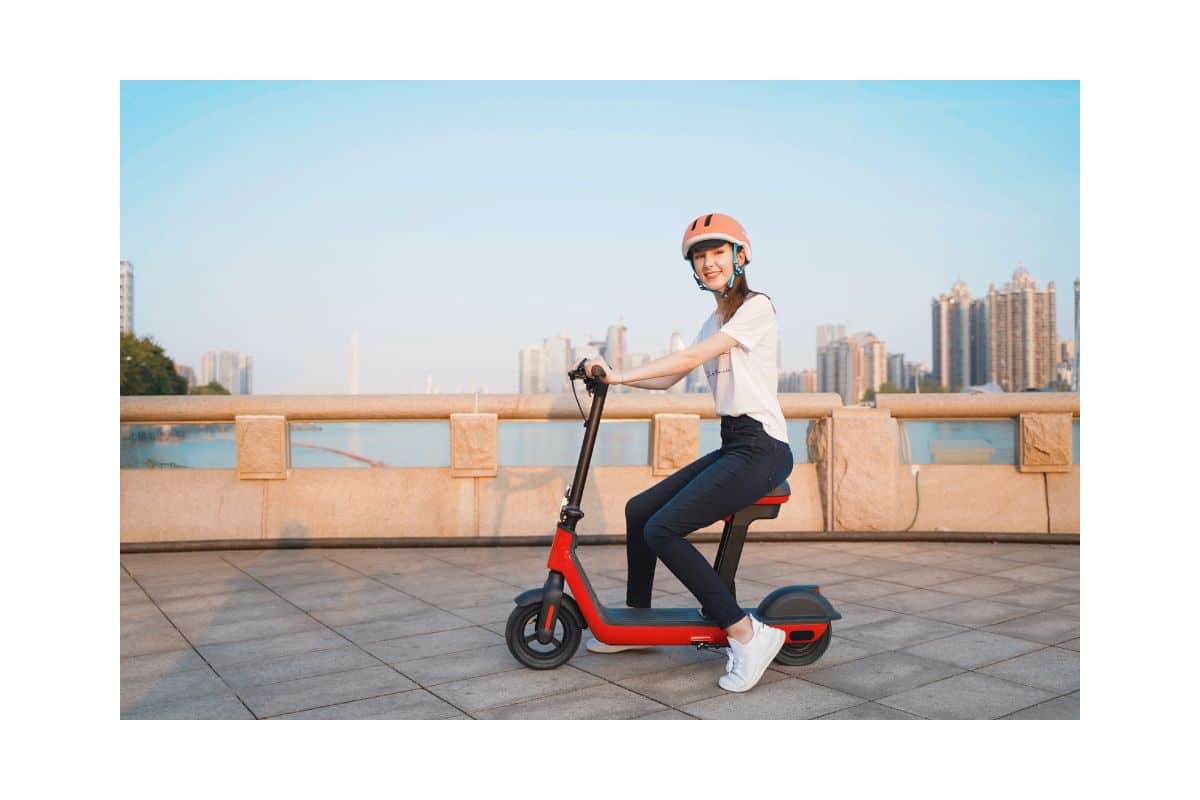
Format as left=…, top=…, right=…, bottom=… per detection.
left=121, top=540, right=1079, bottom=719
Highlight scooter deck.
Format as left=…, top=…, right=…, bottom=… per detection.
left=601, top=604, right=836, bottom=626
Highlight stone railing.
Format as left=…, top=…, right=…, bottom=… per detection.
left=119, top=392, right=1079, bottom=546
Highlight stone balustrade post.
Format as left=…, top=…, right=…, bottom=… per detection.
left=235, top=415, right=289, bottom=480
left=652, top=413, right=700, bottom=476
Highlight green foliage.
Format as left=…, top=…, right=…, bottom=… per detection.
left=120, top=333, right=188, bottom=396
left=191, top=381, right=231, bottom=395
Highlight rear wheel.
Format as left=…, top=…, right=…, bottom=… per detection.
left=505, top=603, right=582, bottom=670
left=774, top=623, right=833, bottom=666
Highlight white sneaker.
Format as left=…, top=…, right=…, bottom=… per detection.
left=585, top=635, right=655, bottom=654
left=718, top=617, right=785, bottom=693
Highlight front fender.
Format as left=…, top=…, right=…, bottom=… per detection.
left=513, top=588, right=587, bottom=629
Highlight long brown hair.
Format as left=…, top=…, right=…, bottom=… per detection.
left=690, top=240, right=772, bottom=323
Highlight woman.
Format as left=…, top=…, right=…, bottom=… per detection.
left=582, top=213, right=794, bottom=693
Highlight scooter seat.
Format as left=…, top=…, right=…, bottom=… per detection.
left=752, top=481, right=791, bottom=505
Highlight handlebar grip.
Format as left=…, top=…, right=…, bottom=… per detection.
left=589, top=365, right=607, bottom=379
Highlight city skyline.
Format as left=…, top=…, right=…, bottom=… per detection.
left=121, top=81, right=1079, bottom=394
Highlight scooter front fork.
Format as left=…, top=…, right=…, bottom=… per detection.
left=536, top=571, right=565, bottom=645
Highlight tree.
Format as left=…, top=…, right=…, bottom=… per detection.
left=191, top=381, right=231, bottom=395
left=121, top=333, right=188, bottom=396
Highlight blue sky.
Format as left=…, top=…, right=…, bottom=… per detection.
left=120, top=81, right=1079, bottom=394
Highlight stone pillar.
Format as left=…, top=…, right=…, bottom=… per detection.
left=1018, top=412, right=1073, bottom=473
left=652, top=413, right=699, bottom=476
left=826, top=407, right=904, bottom=531
left=235, top=415, right=289, bottom=480
left=450, top=413, right=498, bottom=478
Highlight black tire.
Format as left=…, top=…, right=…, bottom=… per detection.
left=505, top=603, right=582, bottom=670
left=773, top=623, right=833, bottom=667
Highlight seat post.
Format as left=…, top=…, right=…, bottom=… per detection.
left=712, top=516, right=749, bottom=601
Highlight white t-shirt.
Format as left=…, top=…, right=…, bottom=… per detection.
left=692, top=293, right=789, bottom=445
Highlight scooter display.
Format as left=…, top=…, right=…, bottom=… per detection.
left=504, top=361, right=841, bottom=670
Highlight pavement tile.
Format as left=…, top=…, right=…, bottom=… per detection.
left=932, top=575, right=1029, bottom=599
left=837, top=616, right=967, bottom=650
left=309, top=598, right=442, bottom=627
left=273, top=689, right=463, bottom=720
left=198, top=628, right=350, bottom=668
left=620, top=661, right=786, bottom=708
left=280, top=585, right=415, bottom=613
left=361, top=626, right=503, bottom=663
left=938, top=556, right=1037, bottom=575
left=141, top=577, right=266, bottom=602
left=122, top=666, right=230, bottom=713
left=394, top=643, right=523, bottom=686
left=238, top=665, right=417, bottom=718
left=983, top=610, right=1079, bottom=645
left=1059, top=638, right=1080, bottom=651
left=121, top=649, right=209, bottom=683
left=979, top=648, right=1079, bottom=693
left=768, top=635, right=890, bottom=676
left=920, top=599, right=1035, bottom=628
left=449, top=600, right=520, bottom=625
left=121, top=691, right=253, bottom=720
left=890, top=550, right=980, bottom=567
left=166, top=598, right=304, bottom=631
left=121, top=623, right=193, bottom=659
left=990, top=564, right=1078, bottom=584
left=155, top=588, right=283, bottom=616
left=1001, top=691, right=1079, bottom=720
left=832, top=558, right=916, bottom=579
left=827, top=602, right=903, bottom=631
left=901, top=630, right=1045, bottom=669
left=216, top=645, right=381, bottom=690
left=984, top=586, right=1079, bottom=612
left=433, top=665, right=603, bottom=712
left=802, top=651, right=963, bottom=701
left=254, top=565, right=367, bottom=589
left=817, top=701, right=925, bottom=720
left=879, top=672, right=1055, bottom=720
left=820, top=579, right=912, bottom=603
left=681, top=677, right=861, bottom=719
left=571, top=645, right=724, bottom=681
left=183, top=614, right=327, bottom=647
left=882, top=566, right=977, bottom=588
left=334, top=610, right=474, bottom=644
left=1051, top=574, right=1080, bottom=591
left=995, top=546, right=1079, bottom=565
left=861, top=589, right=966, bottom=614
left=476, top=683, right=668, bottom=720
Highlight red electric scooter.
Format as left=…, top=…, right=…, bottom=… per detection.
left=504, top=361, right=841, bottom=670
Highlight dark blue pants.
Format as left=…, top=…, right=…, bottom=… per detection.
left=625, top=414, right=794, bottom=629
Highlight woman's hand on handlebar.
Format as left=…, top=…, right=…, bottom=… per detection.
left=582, top=356, right=616, bottom=384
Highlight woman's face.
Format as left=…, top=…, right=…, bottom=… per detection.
left=691, top=242, right=744, bottom=293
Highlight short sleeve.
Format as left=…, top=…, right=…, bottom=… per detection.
left=719, top=295, right=774, bottom=351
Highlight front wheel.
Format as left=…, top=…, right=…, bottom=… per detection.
left=505, top=603, right=582, bottom=670
left=773, top=623, right=833, bottom=666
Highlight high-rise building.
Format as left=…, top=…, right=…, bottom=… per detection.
left=199, top=350, right=251, bottom=394
left=519, top=345, right=547, bottom=394
left=986, top=265, right=1058, bottom=391
left=218, top=352, right=240, bottom=395
left=860, top=333, right=887, bottom=397
left=931, top=281, right=975, bottom=391
left=174, top=364, right=196, bottom=390
left=605, top=321, right=628, bottom=393
left=199, top=352, right=216, bottom=387
left=668, top=332, right=687, bottom=394
left=816, top=324, right=845, bottom=350
left=905, top=361, right=930, bottom=391
left=543, top=335, right=572, bottom=393
left=573, top=341, right=601, bottom=365
left=778, top=369, right=818, bottom=393
left=887, top=353, right=906, bottom=389
left=120, top=260, right=134, bottom=334
left=238, top=355, right=254, bottom=395
left=1073, top=278, right=1080, bottom=391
